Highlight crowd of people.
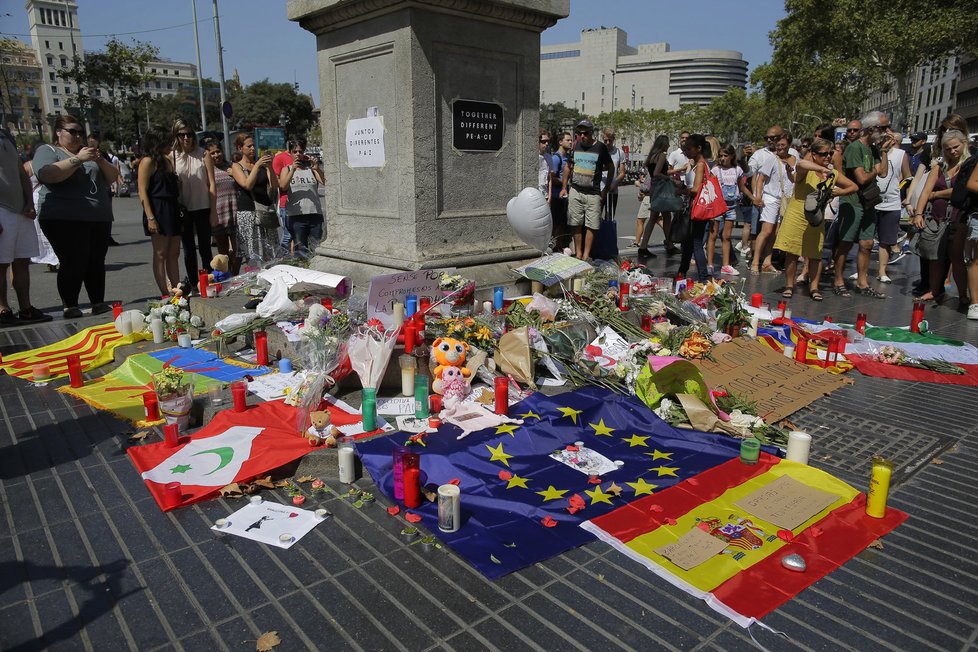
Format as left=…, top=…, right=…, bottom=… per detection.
left=0, top=116, right=325, bottom=324
left=542, top=113, right=978, bottom=320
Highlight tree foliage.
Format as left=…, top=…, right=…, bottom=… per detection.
left=752, top=0, right=978, bottom=129
left=228, top=79, right=315, bottom=136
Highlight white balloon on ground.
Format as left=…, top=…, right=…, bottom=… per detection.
left=506, top=187, right=552, bottom=253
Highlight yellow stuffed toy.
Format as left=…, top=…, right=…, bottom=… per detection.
left=431, top=337, right=470, bottom=395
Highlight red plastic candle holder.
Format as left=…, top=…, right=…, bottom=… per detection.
left=320, top=297, right=333, bottom=310
left=163, top=423, right=180, bottom=448
left=618, top=283, right=630, bottom=311
left=254, top=330, right=269, bottom=366
left=403, top=323, right=416, bottom=354
left=112, top=301, right=123, bottom=320
left=855, top=313, right=867, bottom=334
left=164, top=482, right=183, bottom=509
left=794, top=338, right=808, bottom=363
left=67, top=354, right=83, bottom=388
left=198, top=272, right=210, bottom=298
left=751, top=293, right=763, bottom=308
left=143, top=392, right=161, bottom=421
left=231, top=380, right=248, bottom=412
left=494, top=376, right=509, bottom=416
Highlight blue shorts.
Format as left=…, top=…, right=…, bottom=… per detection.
left=715, top=205, right=737, bottom=223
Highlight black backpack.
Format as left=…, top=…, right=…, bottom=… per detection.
left=949, top=155, right=978, bottom=213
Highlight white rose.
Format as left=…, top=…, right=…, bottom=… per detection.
left=177, top=298, right=188, bottom=307
left=179, top=310, right=191, bottom=322
left=190, top=315, right=204, bottom=327
left=165, top=315, right=177, bottom=325
left=163, top=304, right=177, bottom=315
left=728, top=410, right=764, bottom=434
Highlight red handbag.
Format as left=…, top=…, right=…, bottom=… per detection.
left=691, top=165, right=728, bottom=221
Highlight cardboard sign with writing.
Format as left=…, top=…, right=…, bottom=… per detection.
left=655, top=526, right=729, bottom=570
left=366, top=269, right=449, bottom=328
left=734, top=475, right=839, bottom=530
left=695, top=339, right=850, bottom=423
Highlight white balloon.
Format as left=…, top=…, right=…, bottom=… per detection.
left=114, top=309, right=145, bottom=336
left=506, top=187, right=552, bottom=253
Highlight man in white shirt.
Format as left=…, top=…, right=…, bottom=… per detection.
left=748, top=124, right=798, bottom=273
left=873, top=129, right=911, bottom=283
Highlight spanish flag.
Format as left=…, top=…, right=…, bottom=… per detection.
left=582, top=454, right=906, bottom=628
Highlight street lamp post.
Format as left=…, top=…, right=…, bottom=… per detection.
left=31, top=105, right=43, bottom=141
left=609, top=69, right=616, bottom=114
left=546, top=103, right=554, bottom=142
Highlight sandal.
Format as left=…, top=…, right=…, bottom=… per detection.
left=782, top=287, right=794, bottom=299
left=761, top=265, right=780, bottom=274
left=854, top=285, right=886, bottom=299
left=810, top=289, right=824, bottom=302
left=832, top=285, right=851, bottom=298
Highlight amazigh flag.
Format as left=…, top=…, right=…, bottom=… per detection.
left=0, top=323, right=150, bottom=380
left=61, top=348, right=268, bottom=423
left=582, top=454, right=906, bottom=627
left=128, top=399, right=311, bottom=511
left=355, top=386, right=753, bottom=580
left=829, top=324, right=978, bottom=386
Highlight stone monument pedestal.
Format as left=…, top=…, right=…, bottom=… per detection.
left=288, top=0, right=569, bottom=290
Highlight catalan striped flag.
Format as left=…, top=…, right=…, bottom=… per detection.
left=0, top=323, right=150, bottom=380
left=582, top=454, right=906, bottom=627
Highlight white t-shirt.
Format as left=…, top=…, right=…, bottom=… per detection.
left=876, top=148, right=906, bottom=211
left=601, top=146, right=624, bottom=192
left=667, top=147, right=689, bottom=177
left=538, top=154, right=549, bottom=194
left=749, top=147, right=800, bottom=198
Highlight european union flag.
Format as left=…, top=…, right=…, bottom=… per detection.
left=356, top=387, right=746, bottom=579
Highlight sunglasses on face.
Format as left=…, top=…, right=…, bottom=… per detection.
left=62, top=128, right=84, bottom=137
left=539, top=139, right=550, bottom=143
left=177, top=132, right=194, bottom=138
left=847, top=128, right=860, bottom=133
left=814, top=150, right=832, bottom=156
left=576, top=130, right=590, bottom=135
left=765, top=134, right=781, bottom=140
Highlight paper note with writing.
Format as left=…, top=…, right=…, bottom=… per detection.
left=366, top=269, right=449, bottom=328
left=246, top=372, right=302, bottom=402
left=212, top=501, right=322, bottom=549
left=583, top=326, right=630, bottom=370
left=655, top=526, right=729, bottom=571
left=377, top=396, right=416, bottom=415
left=734, top=475, right=839, bottom=530
left=346, top=116, right=385, bottom=168
left=550, top=445, right=618, bottom=476
left=513, top=254, right=592, bottom=287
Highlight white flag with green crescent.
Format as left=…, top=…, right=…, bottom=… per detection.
left=141, top=426, right=264, bottom=487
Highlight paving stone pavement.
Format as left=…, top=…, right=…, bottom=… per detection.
left=1, top=247, right=977, bottom=651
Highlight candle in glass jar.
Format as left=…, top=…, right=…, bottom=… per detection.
left=783, top=307, right=792, bottom=320
left=748, top=315, right=759, bottom=337
left=739, top=437, right=761, bottom=465
left=494, top=376, right=509, bottom=416
left=150, top=318, right=165, bottom=344
left=399, top=354, right=416, bottom=396
left=32, top=363, right=51, bottom=382
left=143, top=391, right=161, bottom=420
left=254, top=330, right=268, bottom=366
left=231, top=380, right=248, bottom=412
left=177, top=332, right=192, bottom=348
left=338, top=439, right=356, bottom=483
left=118, top=315, right=133, bottom=336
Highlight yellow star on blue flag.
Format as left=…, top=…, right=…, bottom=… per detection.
left=588, top=419, right=615, bottom=436
left=505, top=474, right=530, bottom=489
left=645, top=449, right=672, bottom=460
left=517, top=410, right=541, bottom=420
left=584, top=485, right=614, bottom=505
left=536, top=485, right=568, bottom=501
left=486, top=442, right=513, bottom=467
left=626, top=478, right=658, bottom=496
left=495, top=423, right=520, bottom=437
left=557, top=406, right=583, bottom=424
left=648, top=465, right=679, bottom=477
left=623, top=434, right=649, bottom=447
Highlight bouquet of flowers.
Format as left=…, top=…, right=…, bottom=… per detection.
left=145, top=297, right=204, bottom=341
left=427, top=315, right=498, bottom=349
left=297, top=303, right=352, bottom=376
left=873, top=345, right=965, bottom=375
left=152, top=366, right=193, bottom=429
left=347, top=319, right=400, bottom=390
left=438, top=273, right=475, bottom=310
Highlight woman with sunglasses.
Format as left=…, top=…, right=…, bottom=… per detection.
left=33, top=114, right=119, bottom=319
left=775, top=138, right=857, bottom=301
left=172, top=119, right=216, bottom=294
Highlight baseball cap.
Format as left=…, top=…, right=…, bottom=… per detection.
left=576, top=119, right=594, bottom=132
left=910, top=132, right=927, bottom=142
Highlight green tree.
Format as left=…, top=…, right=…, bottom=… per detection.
left=538, top=102, right=583, bottom=134
left=754, top=0, right=978, bottom=130
left=230, top=80, right=315, bottom=137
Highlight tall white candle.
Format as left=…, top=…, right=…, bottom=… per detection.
left=393, top=302, right=405, bottom=327
left=150, top=318, right=165, bottom=344
left=483, top=301, right=493, bottom=315
left=748, top=315, right=759, bottom=337
left=399, top=354, right=416, bottom=397
left=786, top=431, right=812, bottom=465
left=338, top=442, right=356, bottom=483
left=783, top=344, right=795, bottom=359
left=784, top=307, right=793, bottom=320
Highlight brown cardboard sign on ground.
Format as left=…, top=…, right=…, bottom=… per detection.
left=695, top=338, right=851, bottom=423
left=734, top=475, right=839, bottom=530
left=655, top=526, right=730, bottom=570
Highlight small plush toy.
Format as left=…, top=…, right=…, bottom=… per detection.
left=209, top=254, right=232, bottom=283
left=439, top=366, right=469, bottom=406
left=306, top=409, right=340, bottom=446
left=431, top=337, right=470, bottom=395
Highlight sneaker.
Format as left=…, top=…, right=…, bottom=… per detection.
left=707, top=265, right=714, bottom=275
left=17, top=307, right=53, bottom=324
left=720, top=265, right=740, bottom=276
left=877, top=275, right=892, bottom=284
left=91, top=302, right=113, bottom=315
left=888, top=251, right=907, bottom=265
left=896, top=231, right=908, bottom=246
left=63, top=307, right=83, bottom=319
left=969, top=304, right=978, bottom=320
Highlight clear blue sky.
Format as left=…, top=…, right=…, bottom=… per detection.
left=1, top=0, right=785, bottom=104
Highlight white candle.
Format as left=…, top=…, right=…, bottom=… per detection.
left=786, top=430, right=812, bottom=465
left=784, top=307, right=793, bottom=320
left=483, top=301, right=493, bottom=315
left=393, top=302, right=405, bottom=327
left=783, top=344, right=795, bottom=359
left=177, top=333, right=192, bottom=348
left=573, top=278, right=584, bottom=293
left=399, top=354, right=416, bottom=397
left=150, top=318, right=165, bottom=343
left=748, top=315, right=759, bottom=337
left=338, top=442, right=356, bottom=483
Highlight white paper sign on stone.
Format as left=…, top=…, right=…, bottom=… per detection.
left=212, top=501, right=323, bottom=549
left=257, top=264, right=349, bottom=296
left=366, top=268, right=449, bottom=328
left=377, top=396, right=417, bottom=415
left=345, top=116, right=385, bottom=168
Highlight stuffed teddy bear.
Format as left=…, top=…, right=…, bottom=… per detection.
left=306, top=409, right=340, bottom=446
left=431, top=337, right=470, bottom=395
left=208, top=254, right=232, bottom=283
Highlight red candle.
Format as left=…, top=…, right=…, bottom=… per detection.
left=67, top=354, right=83, bottom=388
left=429, top=394, right=442, bottom=414
left=835, top=334, right=846, bottom=357
left=618, top=282, right=630, bottom=310
left=795, top=338, right=808, bottom=363
left=855, top=313, right=867, bottom=334
left=403, top=322, right=416, bottom=354
left=640, top=314, right=653, bottom=332
left=403, top=466, right=421, bottom=508
left=112, top=301, right=123, bottom=319
left=198, top=271, right=210, bottom=298
left=164, top=482, right=183, bottom=509
left=143, top=392, right=161, bottom=421
left=494, top=376, right=509, bottom=416
left=750, top=293, right=763, bottom=308
left=415, top=311, right=426, bottom=338
left=231, top=380, right=248, bottom=412
left=910, top=302, right=924, bottom=333
left=320, top=297, right=333, bottom=310
left=163, top=423, right=180, bottom=448
left=254, top=330, right=268, bottom=366
left=419, top=297, right=431, bottom=313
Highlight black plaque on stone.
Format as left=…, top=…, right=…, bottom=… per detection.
left=451, top=99, right=504, bottom=152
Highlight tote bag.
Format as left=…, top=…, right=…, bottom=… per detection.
left=691, top=166, right=728, bottom=221
left=649, top=178, right=684, bottom=212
